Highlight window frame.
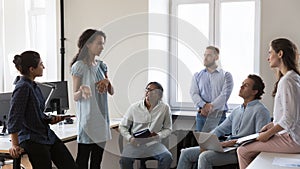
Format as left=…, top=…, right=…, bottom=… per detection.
left=0, top=0, right=57, bottom=93
left=169, top=0, right=260, bottom=110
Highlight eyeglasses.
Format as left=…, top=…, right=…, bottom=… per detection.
left=145, top=88, right=157, bottom=92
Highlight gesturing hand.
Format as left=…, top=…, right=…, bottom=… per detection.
left=96, top=79, right=110, bottom=94
left=80, top=85, right=92, bottom=99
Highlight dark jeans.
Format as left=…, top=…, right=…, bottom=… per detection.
left=20, top=138, right=78, bottom=169
left=76, top=142, right=106, bottom=169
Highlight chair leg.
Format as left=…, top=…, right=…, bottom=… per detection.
left=140, top=159, right=147, bottom=169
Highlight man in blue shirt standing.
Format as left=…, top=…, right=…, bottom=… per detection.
left=178, top=74, right=270, bottom=169
left=190, top=46, right=234, bottom=132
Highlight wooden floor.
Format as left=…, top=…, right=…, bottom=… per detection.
left=2, top=155, right=32, bottom=169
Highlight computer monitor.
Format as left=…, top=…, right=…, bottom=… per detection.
left=38, top=81, right=69, bottom=114
left=0, top=92, right=12, bottom=128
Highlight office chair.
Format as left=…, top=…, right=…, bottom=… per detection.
left=118, top=133, right=158, bottom=169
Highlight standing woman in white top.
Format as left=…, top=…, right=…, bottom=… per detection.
left=70, top=29, right=114, bottom=169
left=237, top=38, right=300, bottom=169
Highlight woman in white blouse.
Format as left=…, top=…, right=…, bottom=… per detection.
left=237, top=38, right=300, bottom=169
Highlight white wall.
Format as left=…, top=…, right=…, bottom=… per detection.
left=61, top=0, right=300, bottom=118
left=63, top=0, right=149, bottom=118
left=259, top=0, right=300, bottom=115
left=57, top=1, right=300, bottom=168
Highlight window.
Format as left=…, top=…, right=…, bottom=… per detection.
left=0, top=0, right=57, bottom=92
left=170, top=0, right=260, bottom=110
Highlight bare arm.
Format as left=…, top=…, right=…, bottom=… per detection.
left=9, top=133, right=24, bottom=158
left=72, top=76, right=82, bottom=101
left=257, top=123, right=283, bottom=142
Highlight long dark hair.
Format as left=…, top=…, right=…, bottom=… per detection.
left=13, top=51, right=41, bottom=76
left=70, top=29, right=106, bottom=67
left=271, top=38, right=300, bottom=97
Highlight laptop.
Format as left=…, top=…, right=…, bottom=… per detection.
left=193, top=132, right=236, bottom=152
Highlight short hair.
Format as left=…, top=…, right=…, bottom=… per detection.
left=248, top=74, right=265, bottom=100
left=146, top=82, right=163, bottom=98
left=206, top=46, right=219, bottom=56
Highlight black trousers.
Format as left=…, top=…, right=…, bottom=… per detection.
left=76, top=142, right=106, bottom=169
left=20, top=138, right=78, bottom=169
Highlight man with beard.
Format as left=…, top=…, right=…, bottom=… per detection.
left=178, top=74, right=270, bottom=169
left=190, top=46, right=234, bottom=132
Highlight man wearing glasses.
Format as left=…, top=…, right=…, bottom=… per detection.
left=119, top=82, right=173, bottom=169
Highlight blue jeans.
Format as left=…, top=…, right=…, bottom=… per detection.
left=177, top=146, right=238, bottom=169
left=198, top=150, right=237, bottom=169
left=177, top=146, right=200, bottom=169
left=195, top=111, right=226, bottom=132
left=119, top=142, right=173, bottom=169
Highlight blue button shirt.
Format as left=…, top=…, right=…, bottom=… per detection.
left=8, top=77, right=57, bottom=144
left=212, top=100, right=271, bottom=139
left=190, top=67, right=234, bottom=111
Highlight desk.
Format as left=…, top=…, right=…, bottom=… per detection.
left=0, top=118, right=121, bottom=169
left=247, top=152, right=300, bottom=169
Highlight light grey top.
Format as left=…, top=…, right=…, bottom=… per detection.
left=71, top=60, right=111, bottom=143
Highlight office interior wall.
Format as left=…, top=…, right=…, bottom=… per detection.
left=60, top=0, right=300, bottom=118
left=62, top=0, right=149, bottom=117
left=259, top=0, right=300, bottom=115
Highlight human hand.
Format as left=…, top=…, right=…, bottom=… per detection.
left=200, top=103, right=213, bottom=117
left=9, top=145, right=24, bottom=158
left=221, top=139, right=237, bottom=147
left=259, top=122, right=274, bottom=133
left=200, top=147, right=207, bottom=153
left=150, top=132, right=158, bottom=137
left=129, top=137, right=140, bottom=146
left=203, top=103, right=213, bottom=113
left=80, top=85, right=92, bottom=99
left=200, top=109, right=209, bottom=117
left=256, top=131, right=273, bottom=142
left=49, top=115, right=64, bottom=124
left=96, top=79, right=110, bottom=94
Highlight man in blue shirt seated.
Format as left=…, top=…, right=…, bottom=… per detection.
left=177, top=74, right=271, bottom=169
left=190, top=46, right=234, bottom=132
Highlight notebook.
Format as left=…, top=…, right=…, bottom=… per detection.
left=193, top=132, right=236, bottom=152
left=133, top=129, right=151, bottom=138
left=236, top=133, right=259, bottom=145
